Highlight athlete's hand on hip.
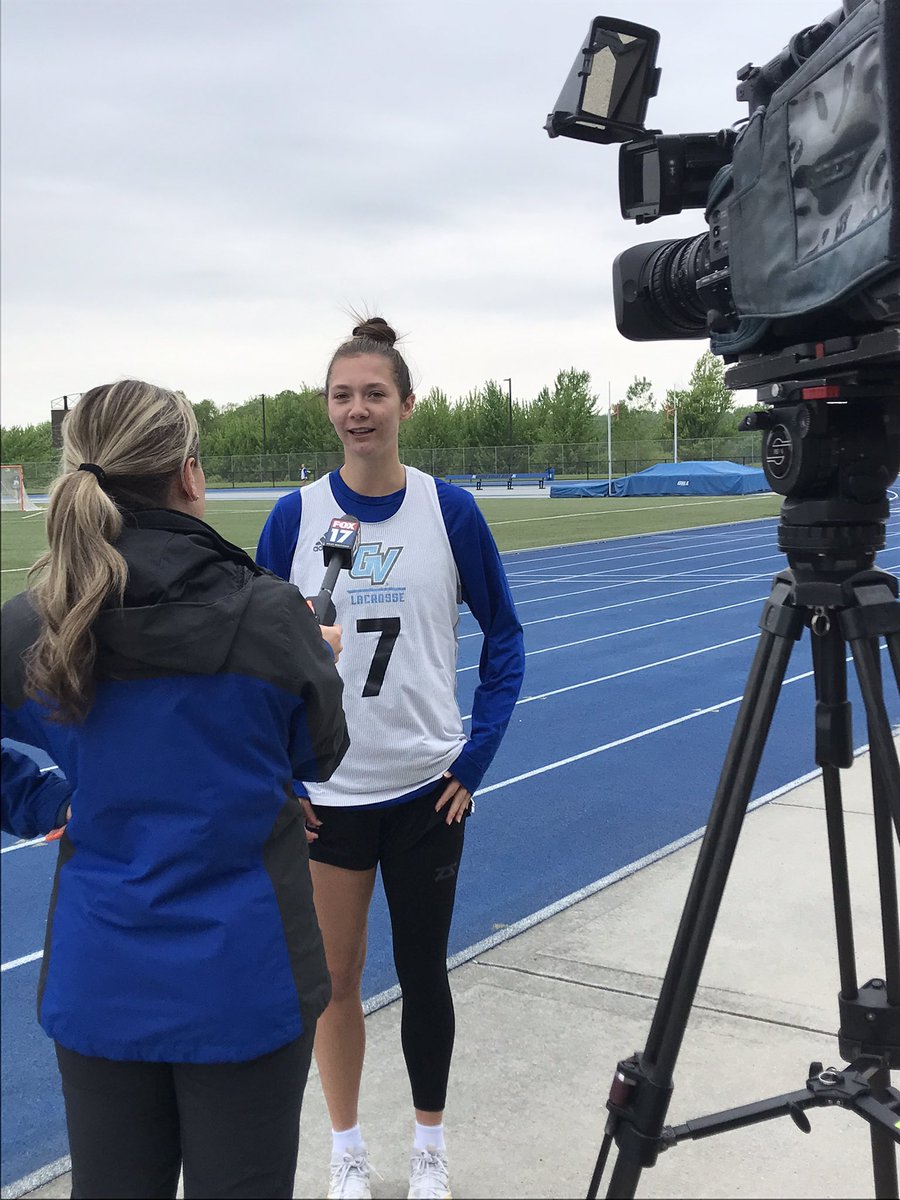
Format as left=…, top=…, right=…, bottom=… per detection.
left=435, top=773, right=472, bottom=825
left=298, top=796, right=322, bottom=844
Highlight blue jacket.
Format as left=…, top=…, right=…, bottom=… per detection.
left=1, top=509, right=348, bottom=1063
left=1, top=744, right=71, bottom=838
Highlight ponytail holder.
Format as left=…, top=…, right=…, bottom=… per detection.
left=78, top=462, right=108, bottom=487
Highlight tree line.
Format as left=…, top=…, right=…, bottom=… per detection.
left=2, top=351, right=756, bottom=464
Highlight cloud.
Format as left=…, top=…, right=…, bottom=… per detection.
left=1, top=0, right=836, bottom=425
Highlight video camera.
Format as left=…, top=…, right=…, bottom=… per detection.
left=546, top=0, right=899, bottom=515
left=547, top=15, right=900, bottom=1198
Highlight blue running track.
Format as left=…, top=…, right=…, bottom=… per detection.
left=3, top=512, right=899, bottom=1192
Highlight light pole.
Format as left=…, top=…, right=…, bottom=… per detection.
left=502, top=377, right=512, bottom=471
left=673, top=398, right=679, bottom=463
left=607, top=382, right=613, bottom=494
left=260, top=394, right=268, bottom=455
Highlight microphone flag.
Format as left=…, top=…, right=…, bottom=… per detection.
left=312, top=514, right=361, bottom=624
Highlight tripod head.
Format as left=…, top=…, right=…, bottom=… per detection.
left=737, top=331, right=900, bottom=592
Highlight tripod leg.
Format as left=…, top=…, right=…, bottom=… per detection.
left=647, top=581, right=803, bottom=1078
left=851, top=632, right=900, bottom=1200
left=864, top=656, right=900, bottom=1198
left=843, top=623, right=900, bottom=841
left=811, top=619, right=900, bottom=1197
left=870, top=1064, right=899, bottom=1199
left=601, top=576, right=804, bottom=1199
left=810, top=624, right=863, bottom=1000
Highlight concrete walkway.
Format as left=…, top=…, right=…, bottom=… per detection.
left=22, top=736, right=899, bottom=1199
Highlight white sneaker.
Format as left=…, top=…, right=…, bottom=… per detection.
left=327, top=1147, right=372, bottom=1199
left=407, top=1146, right=451, bottom=1199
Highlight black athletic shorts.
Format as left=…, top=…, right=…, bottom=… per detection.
left=307, top=784, right=470, bottom=872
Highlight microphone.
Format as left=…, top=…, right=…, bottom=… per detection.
left=311, top=514, right=361, bottom=624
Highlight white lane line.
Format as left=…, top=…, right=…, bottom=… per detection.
left=461, top=603, right=767, bottom=670
left=507, top=525, right=899, bottom=573
left=458, top=574, right=772, bottom=637
left=506, top=537, right=781, bottom=579
left=475, top=661, right=841, bottom=795
left=498, top=556, right=899, bottom=617
left=512, top=597, right=768, bottom=660
left=1, top=950, right=43, bottom=973
left=505, top=548, right=783, bottom=594
left=506, top=533, right=782, bottom=575
left=461, top=632, right=755, bottom=682
left=461, top=582, right=769, bottom=640
left=1, top=836, right=48, bottom=855
left=360, top=743, right=877, bottom=1018
left=461, top=634, right=763, bottom=711
left=464, top=569, right=769, bottom=620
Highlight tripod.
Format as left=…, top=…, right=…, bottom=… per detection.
left=587, top=479, right=900, bottom=1196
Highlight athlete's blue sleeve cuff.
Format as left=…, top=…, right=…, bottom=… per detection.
left=447, top=749, right=482, bottom=796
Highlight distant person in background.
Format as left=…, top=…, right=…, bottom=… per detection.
left=1, top=379, right=349, bottom=1200
left=257, top=317, right=525, bottom=1200
left=300, top=463, right=311, bottom=482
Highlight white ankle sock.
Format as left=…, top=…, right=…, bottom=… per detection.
left=332, top=1125, right=365, bottom=1157
left=414, top=1121, right=445, bottom=1152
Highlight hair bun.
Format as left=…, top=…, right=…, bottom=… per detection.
left=352, top=317, right=397, bottom=347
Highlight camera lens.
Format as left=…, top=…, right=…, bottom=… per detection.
left=613, top=234, right=712, bottom=341
left=645, top=234, right=710, bottom=335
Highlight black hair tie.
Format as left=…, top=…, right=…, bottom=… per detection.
left=78, top=462, right=108, bottom=487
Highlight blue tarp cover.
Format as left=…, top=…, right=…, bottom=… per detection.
left=550, top=461, right=769, bottom=498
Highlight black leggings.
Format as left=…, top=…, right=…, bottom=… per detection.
left=311, top=789, right=467, bottom=1112
left=55, top=1027, right=315, bottom=1199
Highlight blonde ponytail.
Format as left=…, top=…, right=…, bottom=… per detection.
left=26, top=380, right=199, bottom=721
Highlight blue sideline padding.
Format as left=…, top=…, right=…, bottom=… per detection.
left=551, top=461, right=769, bottom=498
left=550, top=479, right=614, bottom=497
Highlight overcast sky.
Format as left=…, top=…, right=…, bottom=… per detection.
left=1, top=0, right=833, bottom=429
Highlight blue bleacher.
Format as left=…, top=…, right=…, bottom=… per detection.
left=443, top=469, right=554, bottom=490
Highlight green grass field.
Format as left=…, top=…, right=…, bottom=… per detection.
left=1, top=491, right=783, bottom=605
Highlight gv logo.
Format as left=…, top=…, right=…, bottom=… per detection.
left=350, top=543, right=402, bottom=585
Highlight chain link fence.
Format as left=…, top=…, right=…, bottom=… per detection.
left=17, top=434, right=762, bottom=492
